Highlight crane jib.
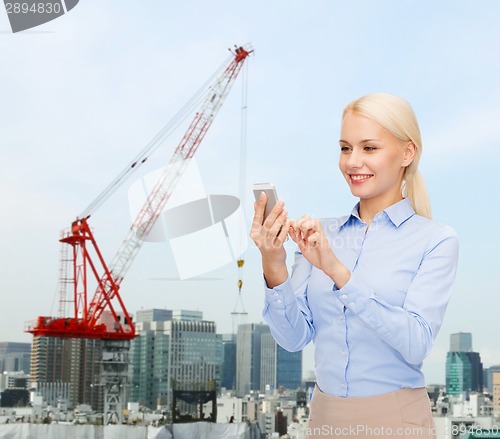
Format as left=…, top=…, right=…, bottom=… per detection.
left=26, top=44, right=253, bottom=340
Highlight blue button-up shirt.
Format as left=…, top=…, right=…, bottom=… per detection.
left=263, top=198, right=459, bottom=397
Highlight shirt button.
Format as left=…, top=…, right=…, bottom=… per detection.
left=277, top=299, right=282, bottom=304
left=273, top=292, right=279, bottom=297
left=341, top=294, right=348, bottom=299
left=349, top=302, right=355, bottom=307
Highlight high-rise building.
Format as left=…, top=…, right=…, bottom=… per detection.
left=135, top=309, right=172, bottom=323
left=260, top=332, right=302, bottom=391
left=236, top=323, right=270, bottom=397
left=0, top=342, right=31, bottom=374
left=221, top=334, right=236, bottom=390
left=237, top=324, right=302, bottom=397
left=484, top=365, right=500, bottom=393
left=276, top=343, right=302, bottom=390
left=450, top=333, right=472, bottom=352
left=493, top=371, right=500, bottom=417
left=445, top=333, right=483, bottom=395
left=446, top=352, right=472, bottom=394
left=260, top=332, right=276, bottom=392
left=30, top=336, right=103, bottom=410
left=129, top=309, right=221, bottom=411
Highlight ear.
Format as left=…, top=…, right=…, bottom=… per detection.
left=402, top=141, right=416, bottom=167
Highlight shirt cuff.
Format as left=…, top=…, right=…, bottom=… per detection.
left=264, top=276, right=296, bottom=309
left=333, top=272, right=375, bottom=313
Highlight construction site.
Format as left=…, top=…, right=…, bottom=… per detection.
left=19, top=45, right=256, bottom=433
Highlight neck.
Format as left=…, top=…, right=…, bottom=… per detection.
left=359, top=193, right=403, bottom=225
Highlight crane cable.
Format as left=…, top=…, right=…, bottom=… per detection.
left=79, top=54, right=234, bottom=220
left=235, top=57, right=249, bottom=312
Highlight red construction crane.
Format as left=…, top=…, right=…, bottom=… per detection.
left=26, top=45, right=253, bottom=341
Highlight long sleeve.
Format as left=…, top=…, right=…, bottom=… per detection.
left=259, top=199, right=460, bottom=397
left=262, top=251, right=315, bottom=352
left=335, top=225, right=459, bottom=365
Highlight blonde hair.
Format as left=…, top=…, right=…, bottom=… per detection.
left=342, top=93, right=432, bottom=219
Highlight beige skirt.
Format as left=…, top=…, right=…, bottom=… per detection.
left=307, top=385, right=436, bottom=439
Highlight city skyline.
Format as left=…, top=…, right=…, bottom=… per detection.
left=13, top=308, right=304, bottom=415
left=1, top=1, right=500, bottom=386
left=4, top=322, right=500, bottom=389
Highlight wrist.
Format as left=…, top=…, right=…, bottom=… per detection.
left=261, top=246, right=286, bottom=265
left=262, top=254, right=288, bottom=289
left=325, top=260, right=351, bottom=289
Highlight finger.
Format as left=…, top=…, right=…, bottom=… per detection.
left=253, top=191, right=267, bottom=226
left=250, top=205, right=263, bottom=237
left=303, top=220, right=326, bottom=242
left=263, top=199, right=285, bottom=228
left=288, top=223, right=298, bottom=243
left=268, top=208, right=288, bottom=238
left=287, top=219, right=299, bottom=243
left=296, top=236, right=307, bottom=254
left=292, top=214, right=311, bottom=238
left=298, top=222, right=317, bottom=242
left=300, top=218, right=320, bottom=233
left=307, top=231, right=321, bottom=246
left=276, top=218, right=291, bottom=243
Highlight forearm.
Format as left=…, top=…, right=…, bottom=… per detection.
left=263, top=277, right=314, bottom=352
left=323, top=257, right=351, bottom=289
left=262, top=253, right=288, bottom=288
left=262, top=250, right=315, bottom=352
left=345, top=287, right=434, bottom=364
left=337, top=257, right=456, bottom=365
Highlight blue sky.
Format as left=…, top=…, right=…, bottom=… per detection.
left=1, top=1, right=499, bottom=384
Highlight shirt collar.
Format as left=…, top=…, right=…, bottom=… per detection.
left=383, top=198, right=415, bottom=227
left=339, top=198, right=415, bottom=229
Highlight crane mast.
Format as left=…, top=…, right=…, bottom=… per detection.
left=27, top=45, right=252, bottom=341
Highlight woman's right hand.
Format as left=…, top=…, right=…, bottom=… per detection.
left=250, top=191, right=290, bottom=287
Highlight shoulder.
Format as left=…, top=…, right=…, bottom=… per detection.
left=406, top=214, right=459, bottom=253
left=407, top=214, right=457, bottom=238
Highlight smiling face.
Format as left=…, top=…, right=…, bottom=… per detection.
left=339, top=111, right=416, bottom=213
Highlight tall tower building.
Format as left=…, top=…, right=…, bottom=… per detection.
left=237, top=324, right=302, bottom=397
left=221, top=334, right=237, bottom=390
left=30, top=337, right=103, bottom=410
left=236, top=323, right=270, bottom=397
left=260, top=332, right=302, bottom=391
left=450, top=333, right=472, bottom=352
left=445, top=332, right=483, bottom=395
left=129, top=309, right=221, bottom=411
left=260, top=332, right=276, bottom=391
left=276, top=343, right=302, bottom=390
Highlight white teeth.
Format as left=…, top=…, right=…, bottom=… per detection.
left=351, top=175, right=372, bottom=181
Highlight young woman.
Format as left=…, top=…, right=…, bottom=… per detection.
left=250, top=93, right=459, bottom=438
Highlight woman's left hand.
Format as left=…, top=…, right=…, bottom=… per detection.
left=290, top=215, right=351, bottom=287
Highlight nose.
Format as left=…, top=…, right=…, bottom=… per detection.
left=346, top=149, right=363, bottom=169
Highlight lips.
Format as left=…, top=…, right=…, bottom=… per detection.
left=349, top=174, right=373, bottom=184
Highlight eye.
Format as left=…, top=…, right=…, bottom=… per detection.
left=363, top=146, right=377, bottom=152
left=340, top=145, right=351, bottom=152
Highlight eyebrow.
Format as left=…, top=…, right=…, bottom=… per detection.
left=339, top=138, right=381, bottom=144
